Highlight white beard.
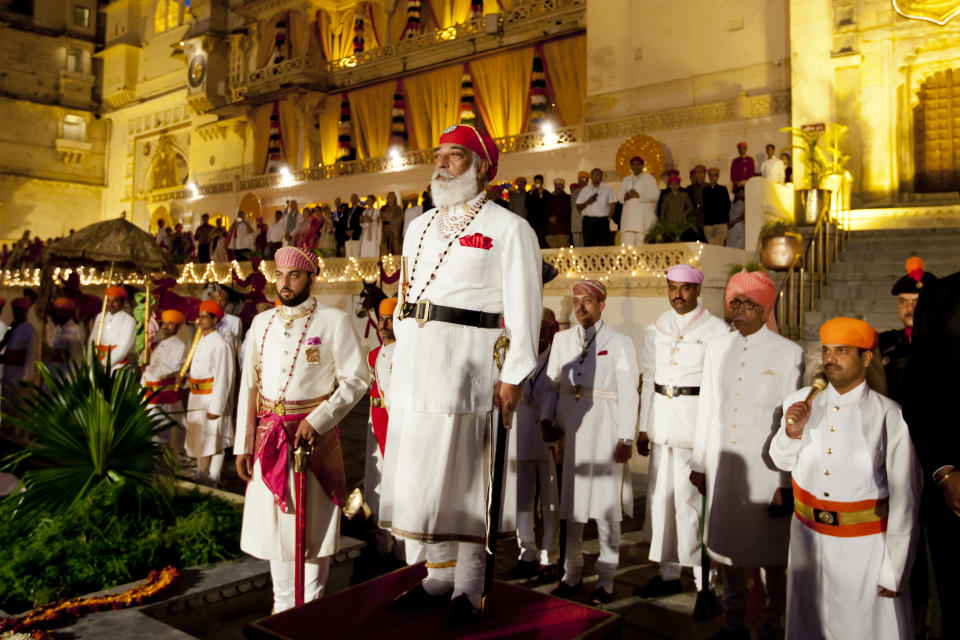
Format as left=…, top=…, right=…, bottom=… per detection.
left=431, top=164, right=480, bottom=208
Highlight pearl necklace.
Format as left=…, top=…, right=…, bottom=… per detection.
left=256, top=299, right=317, bottom=415
left=435, top=196, right=486, bottom=238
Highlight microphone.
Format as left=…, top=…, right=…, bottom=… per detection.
left=805, top=369, right=828, bottom=403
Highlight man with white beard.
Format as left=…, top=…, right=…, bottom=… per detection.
left=380, top=124, right=542, bottom=626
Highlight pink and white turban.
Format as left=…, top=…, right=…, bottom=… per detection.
left=572, top=279, right=606, bottom=301
left=274, top=247, right=319, bottom=274
left=726, top=268, right=778, bottom=331
left=665, top=264, right=704, bottom=284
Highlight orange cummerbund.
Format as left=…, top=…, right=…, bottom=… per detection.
left=189, top=377, right=214, bottom=395
left=145, top=376, right=180, bottom=405
left=96, top=344, right=128, bottom=365
left=792, top=478, right=888, bottom=537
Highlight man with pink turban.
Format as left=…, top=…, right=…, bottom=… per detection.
left=689, top=269, right=803, bottom=638
left=540, top=279, right=639, bottom=605
left=635, top=263, right=729, bottom=619
left=234, top=246, right=368, bottom=613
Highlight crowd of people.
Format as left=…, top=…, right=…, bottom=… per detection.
left=150, top=140, right=792, bottom=265
left=2, top=126, right=952, bottom=640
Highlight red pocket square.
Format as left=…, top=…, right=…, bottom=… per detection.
left=597, top=350, right=608, bottom=356
left=459, top=233, right=493, bottom=250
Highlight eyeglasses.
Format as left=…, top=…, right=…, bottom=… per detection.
left=728, top=298, right=761, bottom=311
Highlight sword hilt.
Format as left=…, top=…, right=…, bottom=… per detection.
left=293, top=442, right=312, bottom=473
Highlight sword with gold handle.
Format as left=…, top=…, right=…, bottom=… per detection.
left=173, top=327, right=202, bottom=391
left=293, top=442, right=311, bottom=607
left=483, top=333, right=511, bottom=608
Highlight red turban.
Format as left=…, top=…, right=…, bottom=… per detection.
left=438, top=124, right=499, bottom=181
left=199, top=299, right=223, bottom=320
left=726, top=269, right=777, bottom=331
left=819, top=317, right=877, bottom=350
left=667, top=175, right=681, bottom=184
left=275, top=247, right=319, bottom=274
left=630, top=156, right=643, bottom=164
left=737, top=141, right=748, bottom=149
left=11, top=298, right=31, bottom=310
left=53, top=297, right=77, bottom=310
left=105, top=286, right=127, bottom=299
left=572, top=279, right=606, bottom=301
left=161, top=309, right=186, bottom=324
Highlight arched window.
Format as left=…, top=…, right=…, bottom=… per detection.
left=154, top=0, right=181, bottom=35
left=914, top=68, right=960, bottom=193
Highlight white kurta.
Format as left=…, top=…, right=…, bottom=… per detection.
left=235, top=298, right=369, bottom=561
left=45, top=320, right=86, bottom=376
left=88, top=310, right=136, bottom=371
left=513, top=349, right=552, bottom=462
left=760, top=157, right=786, bottom=184
left=691, top=326, right=803, bottom=566
left=217, top=314, right=242, bottom=355
left=381, top=193, right=541, bottom=544
left=2, top=323, right=36, bottom=387
left=769, top=381, right=921, bottom=640
left=359, top=208, right=382, bottom=257
left=540, top=321, right=640, bottom=522
left=143, top=334, right=186, bottom=422
left=185, top=330, right=234, bottom=457
left=617, top=172, right=659, bottom=234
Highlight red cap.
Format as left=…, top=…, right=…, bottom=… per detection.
left=199, top=299, right=223, bottom=320
left=438, top=124, right=499, bottom=181
left=668, top=175, right=681, bottom=184
left=53, top=297, right=77, bottom=310
left=737, top=141, right=748, bottom=149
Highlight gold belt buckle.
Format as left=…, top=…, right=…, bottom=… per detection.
left=415, top=299, right=431, bottom=328
left=275, top=401, right=285, bottom=416
left=573, top=385, right=583, bottom=401
left=371, top=397, right=382, bottom=408
left=665, top=386, right=675, bottom=399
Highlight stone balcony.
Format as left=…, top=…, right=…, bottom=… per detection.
left=232, top=0, right=585, bottom=103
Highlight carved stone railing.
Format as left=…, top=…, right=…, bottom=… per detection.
left=0, top=244, right=701, bottom=290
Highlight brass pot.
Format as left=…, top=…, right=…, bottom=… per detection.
left=760, top=232, right=803, bottom=271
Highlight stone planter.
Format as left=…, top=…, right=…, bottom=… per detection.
left=760, top=232, right=803, bottom=271
left=797, top=188, right=832, bottom=225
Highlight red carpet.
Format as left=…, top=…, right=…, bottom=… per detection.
left=245, top=564, right=619, bottom=639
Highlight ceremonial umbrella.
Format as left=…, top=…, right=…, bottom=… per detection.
left=38, top=216, right=180, bottom=355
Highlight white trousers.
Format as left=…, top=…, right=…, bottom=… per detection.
left=562, top=520, right=621, bottom=593
left=345, top=240, right=361, bottom=258
left=647, top=444, right=704, bottom=588
left=620, top=230, right=647, bottom=246
left=405, top=541, right=486, bottom=608
left=721, top=564, right=786, bottom=639
left=364, top=422, right=394, bottom=554
left=196, top=452, right=224, bottom=483
left=269, top=558, right=329, bottom=612
left=516, top=459, right=559, bottom=565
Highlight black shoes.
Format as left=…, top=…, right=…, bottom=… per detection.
left=693, top=588, right=719, bottom=621
left=536, top=563, right=559, bottom=584
left=588, top=586, right=614, bottom=606
left=508, top=559, right=539, bottom=580
left=388, top=583, right=452, bottom=612
left=550, top=580, right=583, bottom=599
left=633, top=575, right=683, bottom=599
left=442, top=594, right=482, bottom=628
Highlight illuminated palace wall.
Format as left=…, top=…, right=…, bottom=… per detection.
left=791, top=0, right=960, bottom=207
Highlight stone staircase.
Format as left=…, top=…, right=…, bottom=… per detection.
left=800, top=227, right=960, bottom=344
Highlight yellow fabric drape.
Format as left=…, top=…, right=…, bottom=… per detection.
left=404, top=64, right=463, bottom=150
left=470, top=47, right=534, bottom=139
left=542, top=35, right=586, bottom=127
left=251, top=101, right=301, bottom=173
left=320, top=8, right=357, bottom=60
left=429, top=0, right=471, bottom=28
left=257, top=11, right=306, bottom=68
left=388, top=0, right=408, bottom=42
left=350, top=82, right=395, bottom=160
left=313, top=95, right=341, bottom=166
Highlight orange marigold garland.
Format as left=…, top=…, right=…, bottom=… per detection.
left=0, top=567, right=179, bottom=635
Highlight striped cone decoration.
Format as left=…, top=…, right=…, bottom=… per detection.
left=459, top=67, right=476, bottom=127
left=265, top=101, right=285, bottom=174
left=390, top=80, right=408, bottom=150
left=272, top=13, right=289, bottom=65
left=352, top=16, right=365, bottom=54
left=337, top=93, right=355, bottom=161
left=402, top=0, right=421, bottom=39
left=529, top=48, right=548, bottom=131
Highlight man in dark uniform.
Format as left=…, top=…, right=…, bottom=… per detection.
left=903, top=268, right=960, bottom=640
left=878, top=257, right=936, bottom=405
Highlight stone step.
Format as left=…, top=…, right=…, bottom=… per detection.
left=813, top=296, right=902, bottom=314
left=839, top=246, right=960, bottom=263
left=830, top=259, right=960, bottom=276
left=804, top=309, right=901, bottom=333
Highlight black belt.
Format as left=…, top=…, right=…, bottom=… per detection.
left=654, top=384, right=700, bottom=399
left=399, top=301, right=502, bottom=329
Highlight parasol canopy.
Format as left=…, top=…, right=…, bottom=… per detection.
left=45, top=216, right=179, bottom=276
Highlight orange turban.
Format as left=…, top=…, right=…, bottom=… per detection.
left=379, top=297, right=398, bottom=317
left=105, top=286, right=126, bottom=299
left=199, top=299, right=223, bottom=320
left=819, top=317, right=877, bottom=350
left=726, top=269, right=777, bottom=331
left=161, top=309, right=185, bottom=324
left=53, top=297, right=77, bottom=310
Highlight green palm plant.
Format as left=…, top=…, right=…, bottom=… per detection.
left=2, top=348, right=176, bottom=522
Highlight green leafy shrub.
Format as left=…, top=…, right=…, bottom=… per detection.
left=727, top=262, right=767, bottom=277
left=0, top=481, right=242, bottom=613
left=644, top=218, right=698, bottom=244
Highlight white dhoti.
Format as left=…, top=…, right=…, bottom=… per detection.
left=647, top=443, right=704, bottom=588
left=785, top=519, right=913, bottom=640
left=240, top=460, right=340, bottom=560
left=516, top=459, right=559, bottom=565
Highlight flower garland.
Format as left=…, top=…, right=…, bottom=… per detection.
left=351, top=16, right=365, bottom=54
left=402, top=0, right=421, bottom=39
left=0, top=567, right=179, bottom=636
left=337, top=93, right=355, bottom=162
left=528, top=47, right=548, bottom=131
left=459, top=66, right=476, bottom=127
left=390, top=80, right=408, bottom=150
